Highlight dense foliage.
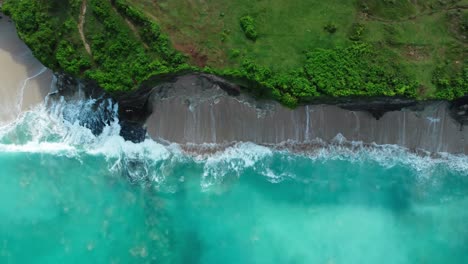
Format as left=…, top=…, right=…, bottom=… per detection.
left=3, top=0, right=187, bottom=92
left=2, top=0, right=84, bottom=71
left=213, top=43, right=417, bottom=107
left=433, top=65, right=468, bottom=100
left=304, top=44, right=417, bottom=97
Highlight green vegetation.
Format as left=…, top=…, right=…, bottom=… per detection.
left=348, top=23, right=366, bottom=41
left=82, top=0, right=188, bottom=91
left=3, top=0, right=188, bottom=92
left=2, top=0, right=85, bottom=72
left=304, top=43, right=416, bottom=97
left=239, top=15, right=258, bottom=41
left=3, top=0, right=467, bottom=105
left=324, top=23, right=338, bottom=34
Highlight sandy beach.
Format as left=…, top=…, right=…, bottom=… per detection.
left=0, top=12, right=53, bottom=123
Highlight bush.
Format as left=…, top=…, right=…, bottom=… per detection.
left=240, top=15, right=258, bottom=41
left=3, top=0, right=60, bottom=68
left=56, top=40, right=91, bottom=75
left=349, top=23, right=365, bottom=41
left=113, top=0, right=147, bottom=25
left=304, top=43, right=417, bottom=97
left=230, top=49, right=241, bottom=58
left=324, top=23, right=338, bottom=34
left=433, top=65, right=468, bottom=100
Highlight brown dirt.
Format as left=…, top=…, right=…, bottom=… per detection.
left=446, top=10, right=468, bottom=43
left=173, top=43, right=208, bottom=67
left=403, top=45, right=430, bottom=61
left=364, top=4, right=467, bottom=23
left=417, top=85, right=429, bottom=97
left=78, top=0, right=92, bottom=55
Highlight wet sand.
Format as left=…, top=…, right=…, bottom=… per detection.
left=147, top=75, right=468, bottom=154
left=0, top=12, right=53, bottom=123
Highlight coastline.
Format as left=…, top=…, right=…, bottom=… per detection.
left=1, top=10, right=467, bottom=155
left=48, top=72, right=468, bottom=155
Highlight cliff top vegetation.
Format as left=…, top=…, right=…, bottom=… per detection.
left=2, top=0, right=467, bottom=106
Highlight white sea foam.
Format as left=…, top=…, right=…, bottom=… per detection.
left=192, top=142, right=273, bottom=188
left=0, top=142, right=76, bottom=154
left=274, top=139, right=468, bottom=177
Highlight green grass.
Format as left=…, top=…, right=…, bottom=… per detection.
left=126, top=0, right=358, bottom=70
left=125, top=0, right=467, bottom=99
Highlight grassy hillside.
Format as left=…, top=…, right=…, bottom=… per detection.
left=2, top=0, right=467, bottom=105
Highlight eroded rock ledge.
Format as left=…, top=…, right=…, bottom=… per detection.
left=53, top=72, right=468, bottom=154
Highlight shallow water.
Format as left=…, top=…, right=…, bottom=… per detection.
left=0, top=100, right=467, bottom=264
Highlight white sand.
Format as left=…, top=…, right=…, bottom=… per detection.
left=0, top=13, right=53, bottom=123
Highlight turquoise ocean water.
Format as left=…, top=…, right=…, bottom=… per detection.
left=0, top=101, right=467, bottom=264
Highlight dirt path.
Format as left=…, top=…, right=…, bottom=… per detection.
left=78, top=0, right=92, bottom=55
left=109, top=4, right=149, bottom=49
left=366, top=4, right=467, bottom=23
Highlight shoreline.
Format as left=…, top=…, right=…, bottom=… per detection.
left=0, top=12, right=53, bottom=124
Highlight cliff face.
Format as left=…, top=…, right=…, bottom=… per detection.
left=48, top=72, right=468, bottom=154
left=143, top=75, right=468, bottom=154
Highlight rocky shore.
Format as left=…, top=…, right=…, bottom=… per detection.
left=46, top=71, right=468, bottom=154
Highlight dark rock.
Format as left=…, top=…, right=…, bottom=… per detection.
left=53, top=72, right=105, bottom=99
left=199, top=73, right=241, bottom=96
left=450, top=95, right=468, bottom=126
left=119, top=121, right=147, bottom=143
left=54, top=72, right=79, bottom=95
left=310, top=96, right=419, bottom=119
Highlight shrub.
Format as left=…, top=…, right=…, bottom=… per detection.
left=230, top=49, right=241, bottom=58
left=349, top=23, right=365, bottom=41
left=433, top=65, right=468, bottom=100
left=56, top=40, right=91, bottom=75
left=114, top=0, right=147, bottom=25
left=240, top=15, right=258, bottom=41
left=324, top=23, right=338, bottom=34
left=304, top=43, right=417, bottom=97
